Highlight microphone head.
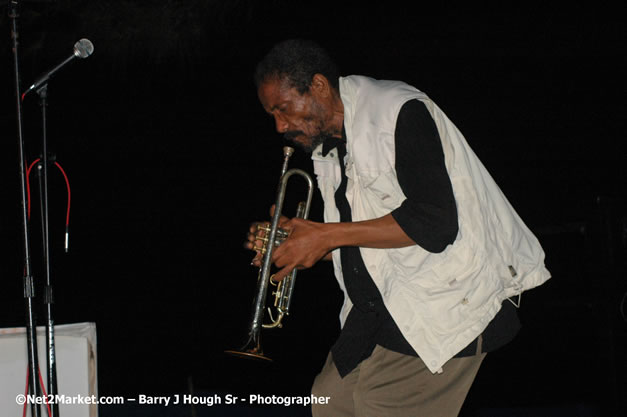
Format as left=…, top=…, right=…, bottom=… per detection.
left=73, top=39, right=94, bottom=59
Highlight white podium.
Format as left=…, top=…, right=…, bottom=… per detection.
left=0, top=322, right=98, bottom=417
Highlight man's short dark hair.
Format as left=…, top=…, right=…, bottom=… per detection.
left=254, top=39, right=340, bottom=94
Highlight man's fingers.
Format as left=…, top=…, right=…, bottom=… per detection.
left=251, top=254, right=262, bottom=267
left=272, top=266, right=291, bottom=282
left=273, top=263, right=305, bottom=282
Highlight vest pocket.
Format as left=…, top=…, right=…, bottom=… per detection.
left=359, top=170, right=404, bottom=212
left=431, top=239, right=482, bottom=286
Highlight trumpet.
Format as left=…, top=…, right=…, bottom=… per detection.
left=225, top=146, right=314, bottom=361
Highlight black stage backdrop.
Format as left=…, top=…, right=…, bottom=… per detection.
left=1, top=2, right=626, bottom=416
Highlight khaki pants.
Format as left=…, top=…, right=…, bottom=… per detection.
left=311, top=344, right=485, bottom=417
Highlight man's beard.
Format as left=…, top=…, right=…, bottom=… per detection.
left=283, top=130, right=332, bottom=153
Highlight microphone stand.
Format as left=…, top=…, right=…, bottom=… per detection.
left=36, top=84, right=60, bottom=417
left=8, top=1, right=42, bottom=416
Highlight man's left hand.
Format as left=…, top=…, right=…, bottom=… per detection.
left=270, top=218, right=332, bottom=281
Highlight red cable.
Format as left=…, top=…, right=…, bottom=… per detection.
left=25, top=158, right=71, bottom=239
left=37, top=367, right=52, bottom=417
left=22, top=370, right=28, bottom=417
left=22, top=367, right=52, bottom=417
left=54, top=162, right=71, bottom=227
left=26, top=158, right=40, bottom=220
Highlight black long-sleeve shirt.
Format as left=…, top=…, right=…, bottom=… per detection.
left=325, top=100, right=520, bottom=377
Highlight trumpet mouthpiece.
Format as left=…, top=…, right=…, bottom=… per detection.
left=283, top=146, right=294, bottom=158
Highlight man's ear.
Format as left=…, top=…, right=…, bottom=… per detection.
left=310, top=73, right=331, bottom=98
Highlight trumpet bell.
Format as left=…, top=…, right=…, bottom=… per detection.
left=224, top=349, right=273, bottom=362
left=225, top=334, right=273, bottom=362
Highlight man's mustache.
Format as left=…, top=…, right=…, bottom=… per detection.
left=283, top=131, right=305, bottom=142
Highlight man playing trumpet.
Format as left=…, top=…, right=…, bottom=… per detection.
left=246, top=39, right=550, bottom=417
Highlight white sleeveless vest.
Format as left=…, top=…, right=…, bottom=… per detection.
left=311, top=75, right=550, bottom=373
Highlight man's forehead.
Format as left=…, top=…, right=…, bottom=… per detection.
left=259, top=78, right=300, bottom=108
left=260, top=76, right=292, bottom=94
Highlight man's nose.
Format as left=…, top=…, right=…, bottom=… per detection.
left=274, top=114, right=289, bottom=133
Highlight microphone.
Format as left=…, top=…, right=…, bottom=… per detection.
left=22, top=38, right=94, bottom=98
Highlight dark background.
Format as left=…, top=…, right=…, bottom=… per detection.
left=1, top=2, right=626, bottom=416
